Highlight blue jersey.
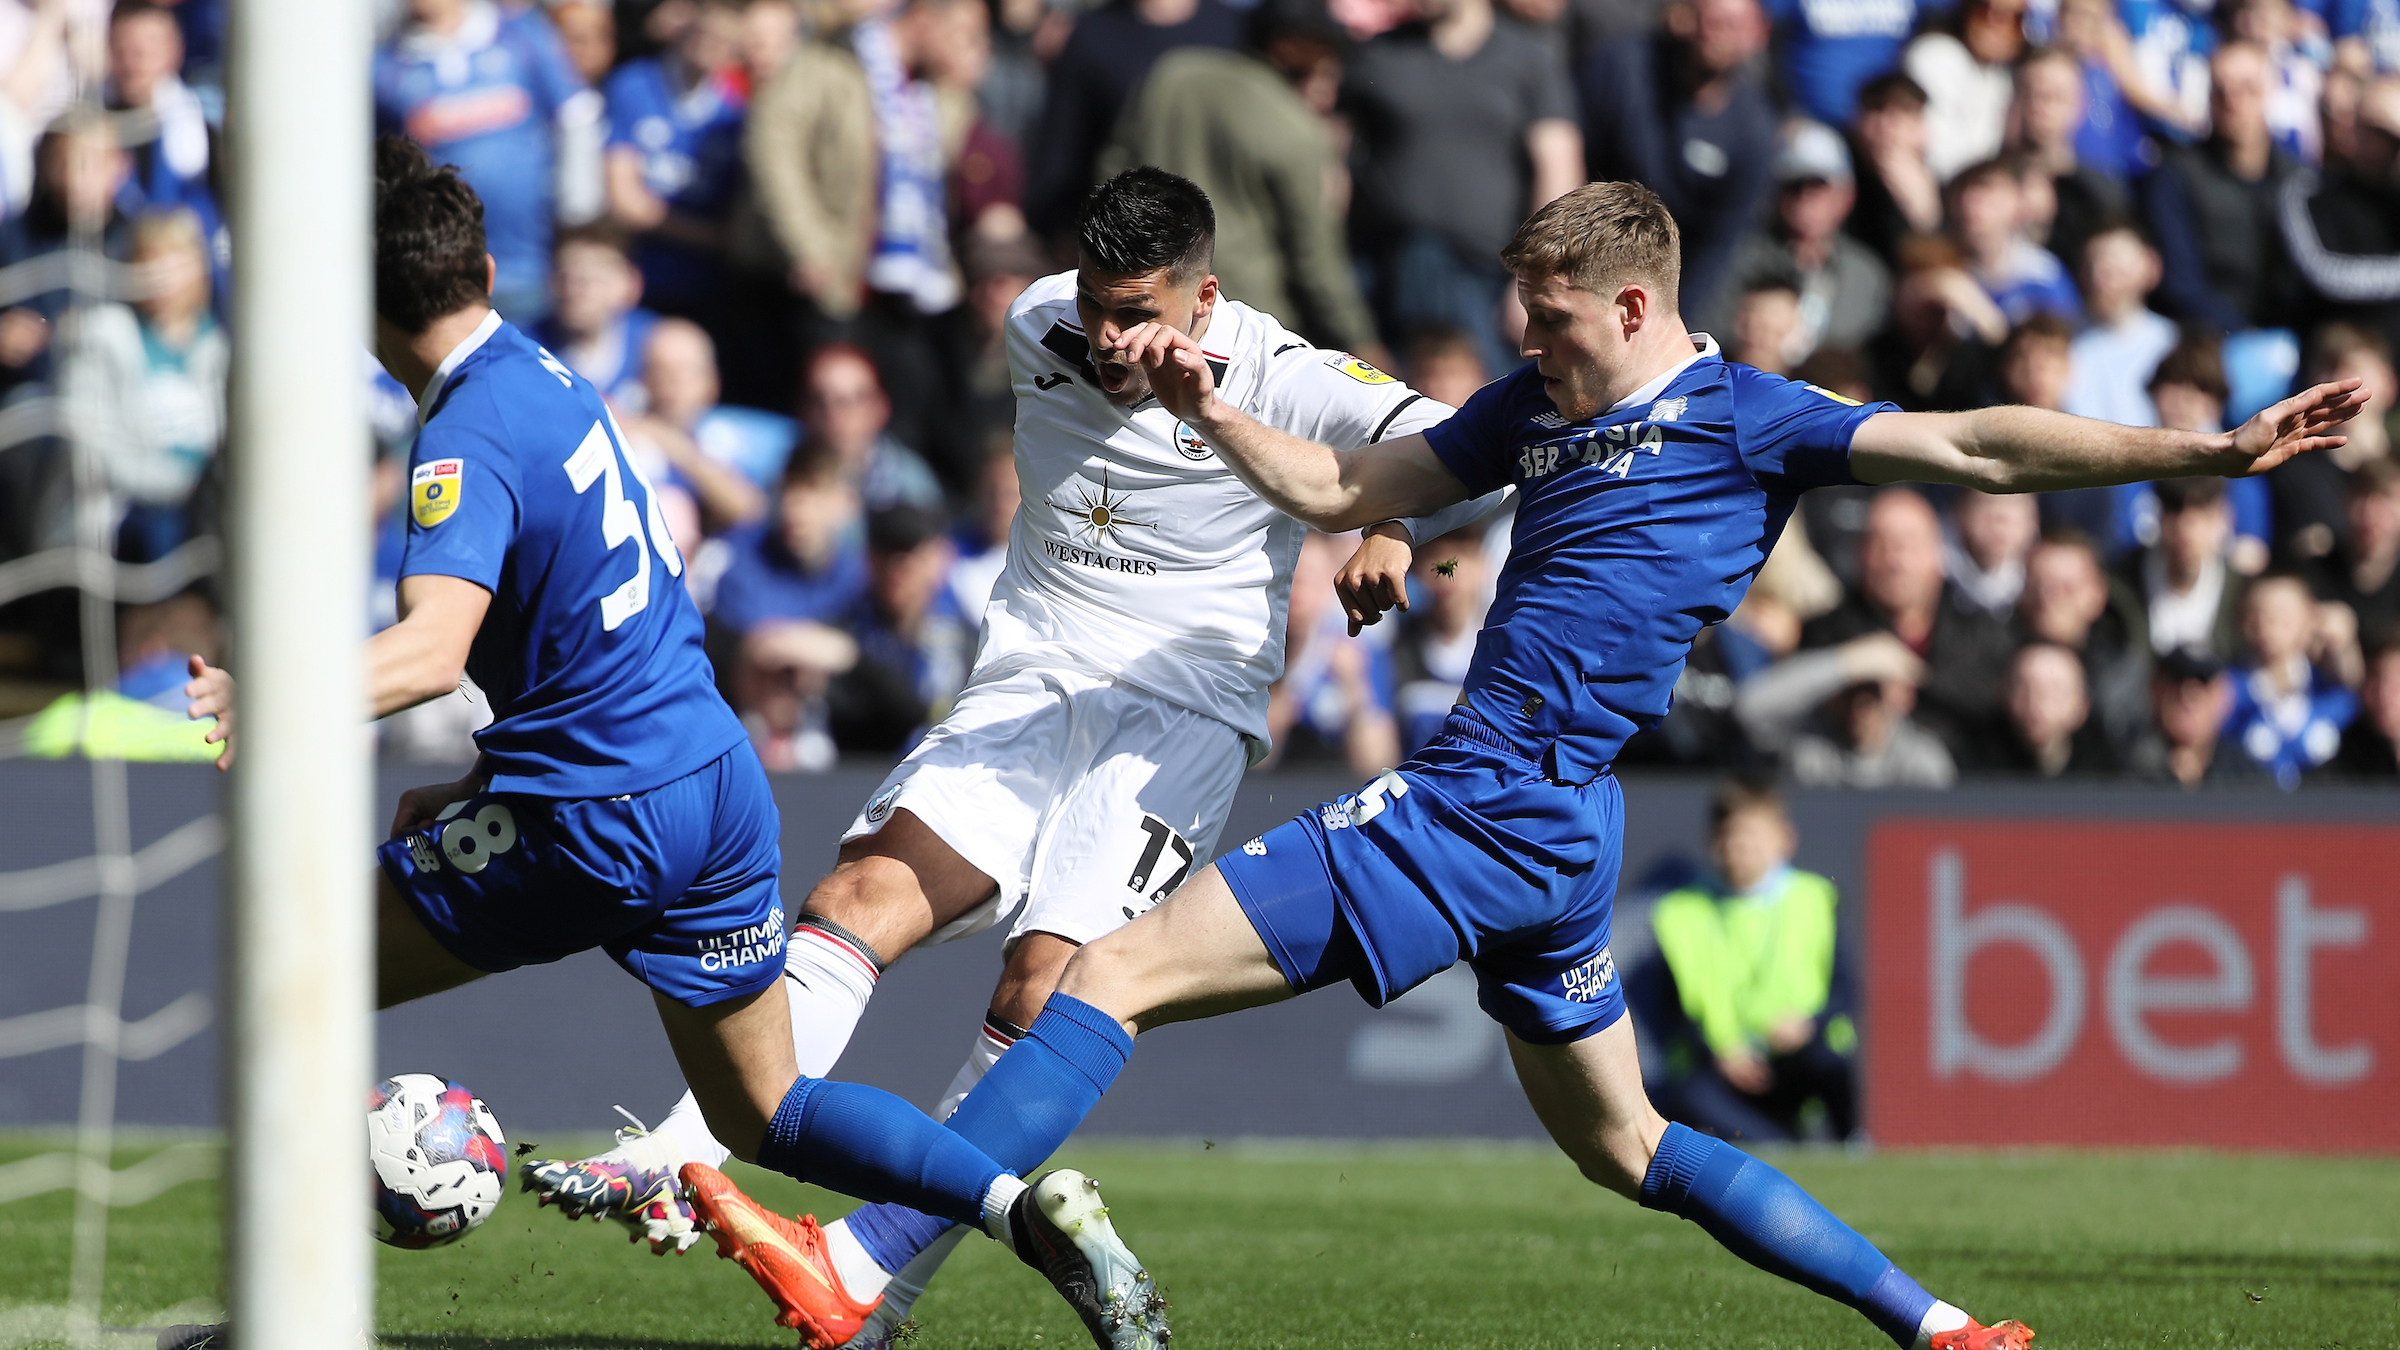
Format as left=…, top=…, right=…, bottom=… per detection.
left=375, top=4, right=586, bottom=305
left=603, top=59, right=747, bottom=305
left=1422, top=340, right=1891, bottom=783
left=401, top=313, right=746, bottom=798
left=1762, top=0, right=1918, bottom=126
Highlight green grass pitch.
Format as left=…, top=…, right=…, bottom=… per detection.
left=2, top=1132, right=2394, bottom=1348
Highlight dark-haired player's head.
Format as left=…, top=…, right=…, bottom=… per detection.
left=1074, top=167, right=1219, bottom=408
left=1498, top=180, right=1681, bottom=421
left=373, top=135, right=492, bottom=343
left=1707, top=775, right=1793, bottom=892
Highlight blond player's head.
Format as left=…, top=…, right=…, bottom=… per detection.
left=1500, top=182, right=1687, bottom=421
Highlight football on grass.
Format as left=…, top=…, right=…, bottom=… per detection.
left=369, top=1074, right=507, bottom=1249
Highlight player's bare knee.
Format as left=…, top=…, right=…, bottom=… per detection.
left=1052, top=934, right=1150, bottom=1033
left=803, top=853, right=925, bottom=945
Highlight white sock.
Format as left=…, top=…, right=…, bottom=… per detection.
left=783, top=922, right=884, bottom=1076
left=656, top=1090, right=729, bottom=1169
left=981, top=1174, right=1028, bottom=1246
left=652, top=922, right=883, bottom=1170
left=824, top=1218, right=896, bottom=1304
left=933, top=1015, right=1016, bottom=1120
left=1914, top=1301, right=1971, bottom=1349
left=874, top=1225, right=973, bottom=1320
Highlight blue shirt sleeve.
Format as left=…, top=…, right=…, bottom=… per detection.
left=603, top=64, right=647, bottom=148
left=1422, top=371, right=1534, bottom=497
left=398, top=423, right=523, bottom=593
left=510, top=8, right=587, bottom=119
left=1729, top=364, right=1895, bottom=493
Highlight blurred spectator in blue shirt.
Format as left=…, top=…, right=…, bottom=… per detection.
left=534, top=224, right=660, bottom=408
left=718, top=444, right=871, bottom=771
left=375, top=0, right=589, bottom=322
left=2226, top=569, right=2362, bottom=785
left=1389, top=525, right=1490, bottom=755
left=1579, top=0, right=1775, bottom=324
left=2224, top=0, right=2329, bottom=164
left=1761, top=0, right=1916, bottom=127
left=603, top=0, right=748, bottom=315
left=830, top=503, right=973, bottom=752
left=107, top=3, right=217, bottom=223
left=801, top=342, right=947, bottom=512
left=2114, top=338, right=2273, bottom=566
left=1269, top=530, right=1400, bottom=774
left=710, top=440, right=869, bottom=636
left=618, top=318, right=773, bottom=558
left=1949, top=158, right=2082, bottom=325
left=2334, top=0, right=2400, bottom=71
left=947, top=432, right=1019, bottom=619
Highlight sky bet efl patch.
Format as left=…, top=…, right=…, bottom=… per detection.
left=1330, top=354, right=1395, bottom=385
left=412, top=458, right=463, bottom=528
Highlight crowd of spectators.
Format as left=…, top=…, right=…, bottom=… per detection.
left=0, top=0, right=2396, bottom=786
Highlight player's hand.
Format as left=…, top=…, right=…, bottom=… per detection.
left=1336, top=523, right=1414, bottom=635
left=1766, top=1015, right=1816, bottom=1054
left=2226, top=377, right=2368, bottom=475
left=1717, top=1049, right=1771, bottom=1095
left=390, top=776, right=485, bottom=840
left=1108, top=321, right=1218, bottom=425
left=183, top=655, right=236, bottom=771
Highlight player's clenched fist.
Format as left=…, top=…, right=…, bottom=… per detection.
left=183, top=654, right=236, bottom=771
left=1335, top=523, right=1414, bottom=635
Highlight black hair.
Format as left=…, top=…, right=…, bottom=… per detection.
left=1708, top=772, right=1785, bottom=831
left=1076, top=168, right=1215, bottom=283
left=374, top=135, right=489, bottom=334
left=1246, top=0, right=1349, bottom=57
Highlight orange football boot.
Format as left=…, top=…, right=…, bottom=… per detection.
left=681, top=1162, right=882, bottom=1348
left=1931, top=1319, right=2036, bottom=1350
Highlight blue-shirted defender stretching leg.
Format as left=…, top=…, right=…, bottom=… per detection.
left=698, top=182, right=2368, bottom=1350
left=177, top=138, right=1164, bottom=1350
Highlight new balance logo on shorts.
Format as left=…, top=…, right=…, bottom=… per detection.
left=1561, top=949, right=1618, bottom=1003
left=697, top=912, right=786, bottom=972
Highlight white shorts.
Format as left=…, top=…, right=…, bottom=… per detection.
left=841, top=666, right=1249, bottom=949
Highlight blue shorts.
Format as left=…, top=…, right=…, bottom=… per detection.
left=377, top=742, right=787, bottom=1008
left=1216, top=713, right=1626, bottom=1045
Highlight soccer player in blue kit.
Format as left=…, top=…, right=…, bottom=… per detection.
left=656, top=181, right=2370, bottom=1350
left=179, top=137, right=1162, bottom=1348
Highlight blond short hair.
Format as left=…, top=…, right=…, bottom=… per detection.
left=1500, top=181, right=1682, bottom=308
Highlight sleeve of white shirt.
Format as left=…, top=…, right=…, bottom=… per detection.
left=1254, top=346, right=1452, bottom=450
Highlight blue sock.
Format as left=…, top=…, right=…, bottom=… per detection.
left=1638, top=1123, right=1936, bottom=1347
left=752, top=1076, right=1005, bottom=1232
left=842, top=995, right=1136, bottom=1273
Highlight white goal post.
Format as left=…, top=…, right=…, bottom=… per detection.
left=224, top=0, right=374, bottom=1345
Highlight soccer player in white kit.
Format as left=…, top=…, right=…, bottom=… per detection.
left=523, top=167, right=1491, bottom=1348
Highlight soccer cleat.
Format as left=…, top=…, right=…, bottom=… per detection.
left=518, top=1116, right=701, bottom=1254
left=1932, top=1318, right=2037, bottom=1350
left=1008, top=1170, right=1170, bottom=1350
left=681, top=1162, right=883, bottom=1348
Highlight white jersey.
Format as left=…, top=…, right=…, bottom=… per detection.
left=978, top=271, right=1451, bottom=751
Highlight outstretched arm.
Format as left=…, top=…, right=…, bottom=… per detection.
left=1109, top=321, right=1471, bottom=531
left=1850, top=380, right=2369, bottom=492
